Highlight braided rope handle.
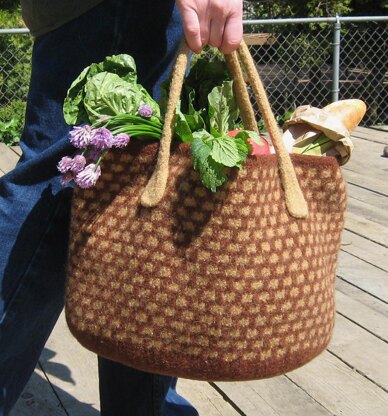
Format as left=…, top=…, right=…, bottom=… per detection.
left=141, top=39, right=308, bottom=219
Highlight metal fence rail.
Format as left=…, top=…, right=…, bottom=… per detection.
left=0, top=16, right=387, bottom=145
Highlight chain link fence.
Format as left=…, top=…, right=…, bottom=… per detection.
left=0, top=17, right=387, bottom=145
left=0, top=29, right=32, bottom=145
left=244, top=17, right=387, bottom=126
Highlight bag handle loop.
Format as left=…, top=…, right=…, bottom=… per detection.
left=141, top=39, right=308, bottom=219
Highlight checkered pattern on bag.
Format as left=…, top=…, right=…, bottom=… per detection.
left=65, top=141, right=346, bottom=381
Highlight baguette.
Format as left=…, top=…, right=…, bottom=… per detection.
left=323, top=99, right=367, bottom=132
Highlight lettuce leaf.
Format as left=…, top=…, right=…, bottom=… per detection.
left=83, top=72, right=160, bottom=123
left=207, top=81, right=239, bottom=137
left=63, top=54, right=158, bottom=125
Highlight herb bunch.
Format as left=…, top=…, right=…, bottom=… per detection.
left=59, top=55, right=163, bottom=187
left=165, top=53, right=264, bottom=191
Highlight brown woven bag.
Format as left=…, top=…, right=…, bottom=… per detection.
left=65, top=41, right=347, bottom=381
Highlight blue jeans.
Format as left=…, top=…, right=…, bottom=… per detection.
left=0, top=1, right=198, bottom=415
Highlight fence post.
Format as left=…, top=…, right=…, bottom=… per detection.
left=332, top=14, right=341, bottom=102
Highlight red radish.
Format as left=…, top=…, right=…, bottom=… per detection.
left=227, top=130, right=271, bottom=156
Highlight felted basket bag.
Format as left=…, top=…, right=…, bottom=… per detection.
left=65, top=40, right=347, bottom=381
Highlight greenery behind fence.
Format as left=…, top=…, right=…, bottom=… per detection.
left=0, top=1, right=387, bottom=145
left=0, top=4, right=32, bottom=145
left=243, top=22, right=387, bottom=126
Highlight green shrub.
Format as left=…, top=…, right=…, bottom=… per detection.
left=0, top=4, right=32, bottom=145
left=0, top=100, right=26, bottom=145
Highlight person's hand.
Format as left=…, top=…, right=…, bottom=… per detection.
left=176, top=0, right=243, bottom=54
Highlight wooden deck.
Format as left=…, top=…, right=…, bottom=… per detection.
left=2, top=126, right=388, bottom=416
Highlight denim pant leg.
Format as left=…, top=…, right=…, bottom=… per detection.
left=0, top=1, right=197, bottom=415
left=99, top=358, right=199, bottom=416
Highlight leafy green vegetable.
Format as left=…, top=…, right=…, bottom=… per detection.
left=211, top=136, right=240, bottom=167
left=63, top=54, right=159, bottom=125
left=175, top=102, right=194, bottom=142
left=232, top=134, right=251, bottom=168
left=173, top=53, right=258, bottom=191
left=207, top=81, right=239, bottom=136
left=190, top=129, right=252, bottom=191
left=83, top=72, right=160, bottom=123
left=293, top=134, right=334, bottom=155
left=182, top=55, right=230, bottom=112
left=191, top=136, right=227, bottom=192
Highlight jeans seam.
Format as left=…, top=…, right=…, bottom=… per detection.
left=0, top=191, right=67, bottom=324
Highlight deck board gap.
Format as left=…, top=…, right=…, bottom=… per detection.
left=283, top=375, right=335, bottom=416
left=337, top=275, right=388, bottom=306
left=340, top=247, right=388, bottom=274
left=326, top=350, right=388, bottom=395
left=350, top=134, right=388, bottom=146
left=38, top=361, right=70, bottom=416
left=344, top=181, right=388, bottom=198
left=343, top=227, right=388, bottom=249
left=335, top=311, right=388, bottom=344
left=209, top=383, right=247, bottom=416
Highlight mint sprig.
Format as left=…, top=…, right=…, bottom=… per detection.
left=191, top=131, right=251, bottom=192
left=211, top=136, right=240, bottom=167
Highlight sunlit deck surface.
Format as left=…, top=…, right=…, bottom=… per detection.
left=2, top=126, right=387, bottom=416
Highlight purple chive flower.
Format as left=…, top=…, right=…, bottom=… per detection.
left=60, top=171, right=74, bottom=185
left=71, top=154, right=87, bottom=174
left=68, top=125, right=93, bottom=149
left=90, top=127, right=114, bottom=150
left=138, top=104, right=153, bottom=118
left=75, top=164, right=101, bottom=188
left=57, top=156, right=73, bottom=174
left=112, top=133, right=131, bottom=148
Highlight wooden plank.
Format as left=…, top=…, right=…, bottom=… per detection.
left=215, top=376, right=332, bottom=416
left=10, top=367, right=66, bottom=416
left=344, top=165, right=388, bottom=187
left=345, top=137, right=388, bottom=181
left=329, top=313, right=388, bottom=391
left=352, top=127, right=388, bottom=145
left=336, top=278, right=388, bottom=319
left=344, top=211, right=388, bottom=248
left=350, top=136, right=388, bottom=167
left=11, top=145, right=22, bottom=157
left=354, top=126, right=388, bottom=139
left=0, top=143, right=20, bottom=174
left=337, top=250, right=388, bottom=303
left=341, top=230, right=388, bottom=273
left=347, top=183, right=388, bottom=212
left=347, top=193, right=388, bottom=227
left=287, top=351, right=388, bottom=416
left=178, top=380, right=241, bottom=416
left=244, top=33, right=276, bottom=46
left=43, top=312, right=241, bottom=416
left=335, top=288, right=388, bottom=342
left=342, top=169, right=388, bottom=197
left=41, top=313, right=100, bottom=415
